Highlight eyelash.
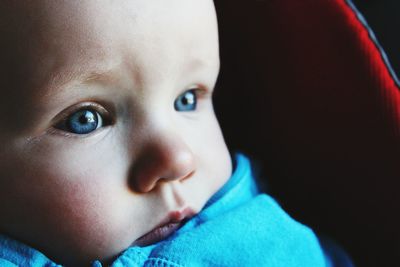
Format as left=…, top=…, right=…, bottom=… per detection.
left=50, top=87, right=210, bottom=137
left=181, top=87, right=210, bottom=104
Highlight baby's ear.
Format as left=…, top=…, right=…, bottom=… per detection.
left=214, top=1, right=399, bottom=267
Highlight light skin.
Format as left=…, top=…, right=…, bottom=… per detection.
left=0, top=0, right=232, bottom=266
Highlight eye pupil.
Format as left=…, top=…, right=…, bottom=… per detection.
left=79, top=112, right=93, bottom=124
left=174, top=90, right=197, bottom=111
left=66, top=109, right=101, bottom=134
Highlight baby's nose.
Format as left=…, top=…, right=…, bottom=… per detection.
left=129, top=134, right=195, bottom=193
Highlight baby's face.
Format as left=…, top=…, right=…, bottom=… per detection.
left=0, top=0, right=231, bottom=265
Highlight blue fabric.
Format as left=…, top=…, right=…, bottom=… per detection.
left=102, top=154, right=327, bottom=267
left=0, top=234, right=61, bottom=267
left=0, top=154, right=327, bottom=267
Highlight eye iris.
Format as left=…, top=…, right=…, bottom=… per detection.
left=67, top=110, right=99, bottom=134
left=175, top=90, right=197, bottom=111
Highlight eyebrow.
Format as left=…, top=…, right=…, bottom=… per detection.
left=82, top=69, right=118, bottom=83
left=42, top=66, right=117, bottom=98
left=41, top=56, right=218, bottom=99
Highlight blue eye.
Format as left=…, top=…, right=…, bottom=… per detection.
left=174, top=90, right=197, bottom=111
left=65, top=109, right=104, bottom=135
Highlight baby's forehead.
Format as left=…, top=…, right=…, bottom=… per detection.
left=0, top=0, right=218, bottom=47
left=0, top=0, right=219, bottom=132
left=1, top=0, right=218, bottom=87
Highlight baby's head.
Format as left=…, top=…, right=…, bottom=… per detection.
left=0, top=0, right=232, bottom=265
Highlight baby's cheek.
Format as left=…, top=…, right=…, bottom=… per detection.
left=31, top=152, right=133, bottom=260
left=0, top=139, right=134, bottom=264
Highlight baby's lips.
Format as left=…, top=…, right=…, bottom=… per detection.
left=168, top=207, right=197, bottom=223
left=132, top=207, right=197, bottom=246
left=132, top=222, right=183, bottom=247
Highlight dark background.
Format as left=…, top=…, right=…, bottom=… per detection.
left=213, top=1, right=399, bottom=266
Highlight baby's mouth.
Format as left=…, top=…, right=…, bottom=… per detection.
left=133, top=221, right=184, bottom=247
left=133, top=207, right=196, bottom=247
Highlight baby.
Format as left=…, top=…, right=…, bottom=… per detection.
left=0, top=0, right=327, bottom=266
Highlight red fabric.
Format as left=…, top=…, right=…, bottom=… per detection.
left=214, top=1, right=400, bottom=266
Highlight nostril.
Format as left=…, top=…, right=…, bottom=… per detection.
left=179, top=170, right=195, bottom=182
left=128, top=135, right=196, bottom=192
left=128, top=156, right=195, bottom=193
left=160, top=148, right=195, bottom=182
left=162, top=170, right=194, bottom=184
